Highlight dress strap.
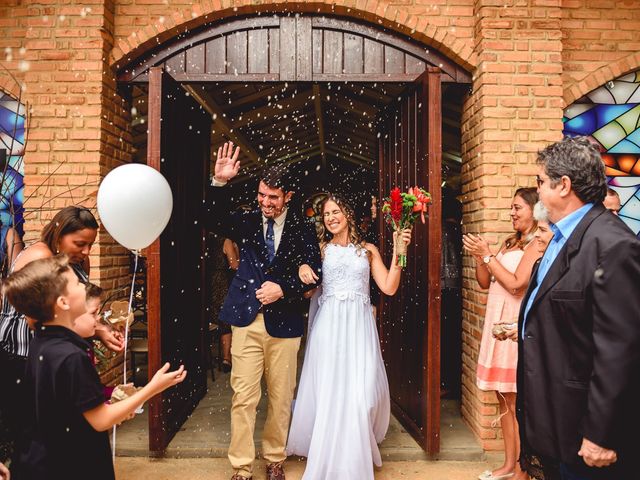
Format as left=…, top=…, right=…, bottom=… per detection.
left=71, top=263, right=89, bottom=283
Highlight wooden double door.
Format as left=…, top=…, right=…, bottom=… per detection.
left=127, top=15, right=456, bottom=453
left=144, top=66, right=442, bottom=455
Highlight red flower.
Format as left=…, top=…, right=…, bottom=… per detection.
left=413, top=187, right=431, bottom=223
left=390, top=187, right=402, bottom=223
left=414, top=187, right=430, bottom=204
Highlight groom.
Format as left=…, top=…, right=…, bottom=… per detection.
left=207, top=142, right=321, bottom=480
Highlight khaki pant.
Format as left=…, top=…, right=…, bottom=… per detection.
left=228, top=314, right=300, bottom=478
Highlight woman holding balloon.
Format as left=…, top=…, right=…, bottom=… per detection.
left=0, top=206, right=124, bottom=464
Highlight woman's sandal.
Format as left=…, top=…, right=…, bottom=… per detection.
left=478, top=470, right=515, bottom=480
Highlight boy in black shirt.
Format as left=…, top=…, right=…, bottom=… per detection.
left=3, top=255, right=187, bottom=480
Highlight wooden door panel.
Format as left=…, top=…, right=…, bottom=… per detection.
left=147, top=67, right=210, bottom=452
left=119, top=15, right=470, bottom=84
left=377, top=68, right=442, bottom=454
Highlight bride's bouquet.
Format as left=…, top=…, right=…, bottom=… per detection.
left=381, top=186, right=431, bottom=267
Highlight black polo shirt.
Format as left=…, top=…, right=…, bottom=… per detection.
left=15, top=325, right=114, bottom=480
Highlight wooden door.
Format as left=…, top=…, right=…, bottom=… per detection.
left=146, top=66, right=210, bottom=452
left=377, top=68, right=442, bottom=454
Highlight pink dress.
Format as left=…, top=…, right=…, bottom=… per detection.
left=476, top=249, right=524, bottom=393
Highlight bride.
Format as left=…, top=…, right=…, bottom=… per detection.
left=287, top=194, right=411, bottom=480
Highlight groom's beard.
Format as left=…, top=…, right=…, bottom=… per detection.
left=260, top=205, right=287, bottom=219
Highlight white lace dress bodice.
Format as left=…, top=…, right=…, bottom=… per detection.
left=319, top=243, right=370, bottom=304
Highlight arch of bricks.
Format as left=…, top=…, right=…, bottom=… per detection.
left=0, top=75, right=24, bottom=104
left=564, top=51, right=640, bottom=106
left=109, top=0, right=477, bottom=73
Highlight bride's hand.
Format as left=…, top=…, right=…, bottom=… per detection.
left=299, top=264, right=319, bottom=284
left=393, top=228, right=413, bottom=247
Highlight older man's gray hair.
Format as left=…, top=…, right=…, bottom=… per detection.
left=533, top=201, right=549, bottom=223
left=537, top=136, right=607, bottom=204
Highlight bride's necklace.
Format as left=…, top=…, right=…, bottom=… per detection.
left=329, top=230, right=350, bottom=247
left=329, top=241, right=349, bottom=247
left=329, top=237, right=350, bottom=247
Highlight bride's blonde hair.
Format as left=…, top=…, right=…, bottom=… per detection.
left=317, top=194, right=367, bottom=256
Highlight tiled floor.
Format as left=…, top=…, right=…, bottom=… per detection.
left=114, top=375, right=483, bottom=462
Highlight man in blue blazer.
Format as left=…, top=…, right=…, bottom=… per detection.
left=207, top=142, right=321, bottom=480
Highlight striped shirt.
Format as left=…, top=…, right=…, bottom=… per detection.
left=0, top=261, right=89, bottom=358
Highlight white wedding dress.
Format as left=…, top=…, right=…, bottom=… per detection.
left=287, top=243, right=390, bottom=480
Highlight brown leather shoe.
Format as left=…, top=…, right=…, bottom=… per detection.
left=266, top=462, right=285, bottom=480
left=230, top=475, right=252, bottom=480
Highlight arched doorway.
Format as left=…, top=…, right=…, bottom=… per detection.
left=116, top=13, right=471, bottom=454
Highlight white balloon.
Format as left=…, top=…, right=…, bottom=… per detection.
left=97, top=164, right=173, bottom=250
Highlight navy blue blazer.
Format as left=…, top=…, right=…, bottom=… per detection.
left=206, top=186, right=321, bottom=338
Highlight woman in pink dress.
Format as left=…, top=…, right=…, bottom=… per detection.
left=463, top=187, right=541, bottom=480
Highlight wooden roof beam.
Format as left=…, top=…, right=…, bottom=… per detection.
left=233, top=146, right=322, bottom=183
left=231, top=90, right=314, bottom=128
left=327, top=134, right=377, bottom=158
left=326, top=144, right=375, bottom=166
left=272, top=145, right=322, bottom=164
left=312, top=84, right=327, bottom=170
left=263, top=141, right=319, bottom=162
left=326, top=150, right=375, bottom=170
left=324, top=94, right=377, bottom=118
left=325, top=124, right=376, bottom=144
left=259, top=111, right=317, bottom=132
left=183, top=85, right=262, bottom=168
left=220, top=84, right=286, bottom=111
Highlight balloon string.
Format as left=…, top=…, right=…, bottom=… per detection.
left=112, top=250, right=140, bottom=463
left=124, top=251, right=139, bottom=384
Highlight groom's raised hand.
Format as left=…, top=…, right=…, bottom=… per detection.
left=214, top=141, right=241, bottom=182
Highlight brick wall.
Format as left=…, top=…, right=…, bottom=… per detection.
left=3, top=0, right=640, bottom=453
left=96, top=0, right=136, bottom=292
left=0, top=0, right=134, bottom=295
left=562, top=0, right=640, bottom=104
left=460, top=0, right=564, bottom=450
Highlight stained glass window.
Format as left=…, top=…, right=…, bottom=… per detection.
left=563, top=71, right=640, bottom=236
left=0, top=90, right=25, bottom=236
